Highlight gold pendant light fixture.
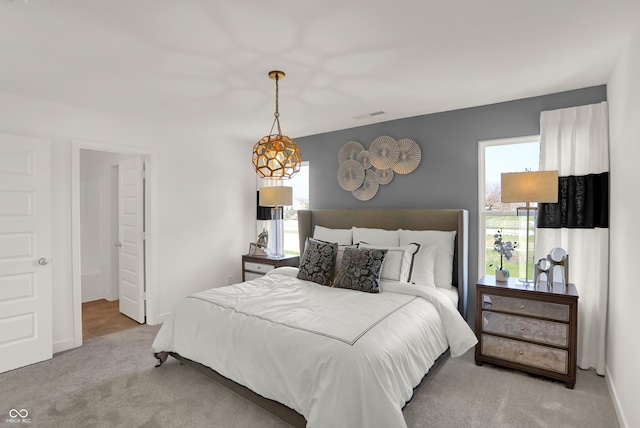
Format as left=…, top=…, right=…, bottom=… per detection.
left=252, top=70, right=302, bottom=179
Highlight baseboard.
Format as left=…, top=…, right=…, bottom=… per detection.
left=606, top=366, right=628, bottom=428
left=53, top=337, right=77, bottom=354
left=148, top=311, right=170, bottom=325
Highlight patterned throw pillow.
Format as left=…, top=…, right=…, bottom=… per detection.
left=297, top=238, right=338, bottom=286
left=333, top=247, right=387, bottom=293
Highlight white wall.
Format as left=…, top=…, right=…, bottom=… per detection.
left=0, top=91, right=256, bottom=352
left=606, top=19, right=640, bottom=428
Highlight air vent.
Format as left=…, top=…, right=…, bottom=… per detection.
left=353, top=111, right=386, bottom=120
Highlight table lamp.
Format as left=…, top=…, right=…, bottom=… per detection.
left=501, top=170, right=558, bottom=283
left=258, top=186, right=293, bottom=259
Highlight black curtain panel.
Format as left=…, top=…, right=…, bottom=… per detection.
left=256, top=191, right=272, bottom=220
left=538, top=172, right=609, bottom=229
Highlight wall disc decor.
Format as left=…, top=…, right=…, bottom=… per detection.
left=338, top=141, right=365, bottom=165
left=337, top=159, right=365, bottom=191
left=352, top=169, right=379, bottom=201
left=374, top=168, right=394, bottom=185
left=392, top=138, right=422, bottom=174
left=356, top=150, right=371, bottom=169
left=337, top=135, right=421, bottom=201
left=369, top=136, right=400, bottom=170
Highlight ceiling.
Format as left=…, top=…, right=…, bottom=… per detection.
left=1, top=0, right=639, bottom=141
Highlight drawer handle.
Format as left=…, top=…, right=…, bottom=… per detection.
left=520, top=304, right=525, bottom=310
left=520, top=326, right=525, bottom=331
left=519, top=350, right=524, bottom=356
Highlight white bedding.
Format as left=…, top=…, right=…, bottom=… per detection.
left=152, top=268, right=477, bottom=428
left=434, top=285, right=459, bottom=308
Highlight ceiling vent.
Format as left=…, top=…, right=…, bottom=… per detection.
left=353, top=111, right=386, bottom=120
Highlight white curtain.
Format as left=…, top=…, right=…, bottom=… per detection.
left=536, top=102, right=609, bottom=375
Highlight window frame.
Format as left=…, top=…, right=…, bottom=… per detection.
left=256, top=161, right=309, bottom=257
left=477, top=135, right=540, bottom=277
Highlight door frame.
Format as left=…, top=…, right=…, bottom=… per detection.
left=71, top=139, right=158, bottom=347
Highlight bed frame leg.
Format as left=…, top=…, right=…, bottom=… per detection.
left=154, top=352, right=169, bottom=367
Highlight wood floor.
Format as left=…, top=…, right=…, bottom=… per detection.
left=82, top=299, right=141, bottom=340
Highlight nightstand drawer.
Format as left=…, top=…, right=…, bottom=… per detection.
left=482, top=311, right=568, bottom=347
left=482, top=294, right=569, bottom=322
left=244, top=271, right=265, bottom=281
left=244, top=262, right=276, bottom=274
left=481, top=334, right=568, bottom=374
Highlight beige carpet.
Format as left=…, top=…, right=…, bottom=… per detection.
left=0, top=325, right=618, bottom=427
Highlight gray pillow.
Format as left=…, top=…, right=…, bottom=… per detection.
left=333, top=247, right=387, bottom=293
left=297, top=238, right=338, bottom=286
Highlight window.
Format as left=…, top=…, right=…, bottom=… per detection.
left=257, top=162, right=309, bottom=256
left=283, top=162, right=309, bottom=255
left=478, top=137, right=540, bottom=278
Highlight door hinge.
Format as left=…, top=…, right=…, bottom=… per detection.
left=140, top=169, right=146, bottom=179
left=142, top=292, right=147, bottom=301
left=141, top=231, right=146, bottom=240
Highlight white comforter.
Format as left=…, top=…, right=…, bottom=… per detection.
left=152, top=268, right=477, bottom=428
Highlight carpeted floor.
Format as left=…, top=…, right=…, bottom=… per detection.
left=0, top=324, right=619, bottom=427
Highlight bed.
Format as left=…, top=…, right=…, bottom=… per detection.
left=153, top=208, right=477, bottom=428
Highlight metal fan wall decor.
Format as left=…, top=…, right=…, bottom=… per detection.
left=337, top=135, right=422, bottom=200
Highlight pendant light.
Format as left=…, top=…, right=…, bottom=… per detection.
left=252, top=70, right=302, bottom=179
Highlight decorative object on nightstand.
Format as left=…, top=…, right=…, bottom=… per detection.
left=242, top=254, right=300, bottom=282
left=489, top=229, right=517, bottom=281
left=475, top=275, right=579, bottom=389
left=248, top=229, right=268, bottom=257
left=252, top=70, right=302, bottom=179
left=534, top=248, right=569, bottom=289
left=534, top=257, right=551, bottom=287
left=548, top=247, right=569, bottom=286
left=259, top=186, right=292, bottom=259
left=501, top=170, right=559, bottom=284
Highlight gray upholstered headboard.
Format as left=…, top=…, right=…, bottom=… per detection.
left=297, top=208, right=469, bottom=320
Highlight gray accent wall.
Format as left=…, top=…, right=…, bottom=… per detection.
left=295, top=85, right=607, bottom=326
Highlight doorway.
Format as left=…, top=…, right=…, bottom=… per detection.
left=71, top=140, right=157, bottom=348
left=79, top=149, right=143, bottom=340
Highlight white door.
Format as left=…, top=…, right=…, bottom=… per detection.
left=0, top=133, right=52, bottom=373
left=117, top=156, right=145, bottom=323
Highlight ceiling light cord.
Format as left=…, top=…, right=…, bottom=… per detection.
left=270, top=73, right=282, bottom=137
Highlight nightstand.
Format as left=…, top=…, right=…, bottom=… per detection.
left=242, top=254, right=299, bottom=282
left=475, top=275, right=579, bottom=389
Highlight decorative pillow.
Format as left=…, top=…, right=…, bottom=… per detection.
left=335, top=244, right=359, bottom=275
left=399, top=230, right=456, bottom=289
left=352, top=227, right=400, bottom=246
left=358, top=242, right=421, bottom=282
left=313, top=225, right=352, bottom=245
left=333, top=247, right=387, bottom=293
left=409, top=245, right=438, bottom=288
left=297, top=238, right=338, bottom=286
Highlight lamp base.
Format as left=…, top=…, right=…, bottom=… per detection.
left=268, top=251, right=287, bottom=260
left=271, top=207, right=285, bottom=260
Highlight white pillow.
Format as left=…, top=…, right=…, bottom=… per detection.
left=399, top=229, right=456, bottom=289
left=352, top=227, right=399, bottom=246
left=409, top=245, right=437, bottom=288
left=313, top=225, right=352, bottom=245
left=358, top=242, right=420, bottom=282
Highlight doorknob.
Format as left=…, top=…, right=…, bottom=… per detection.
left=115, top=242, right=122, bottom=248
left=38, top=258, right=49, bottom=265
